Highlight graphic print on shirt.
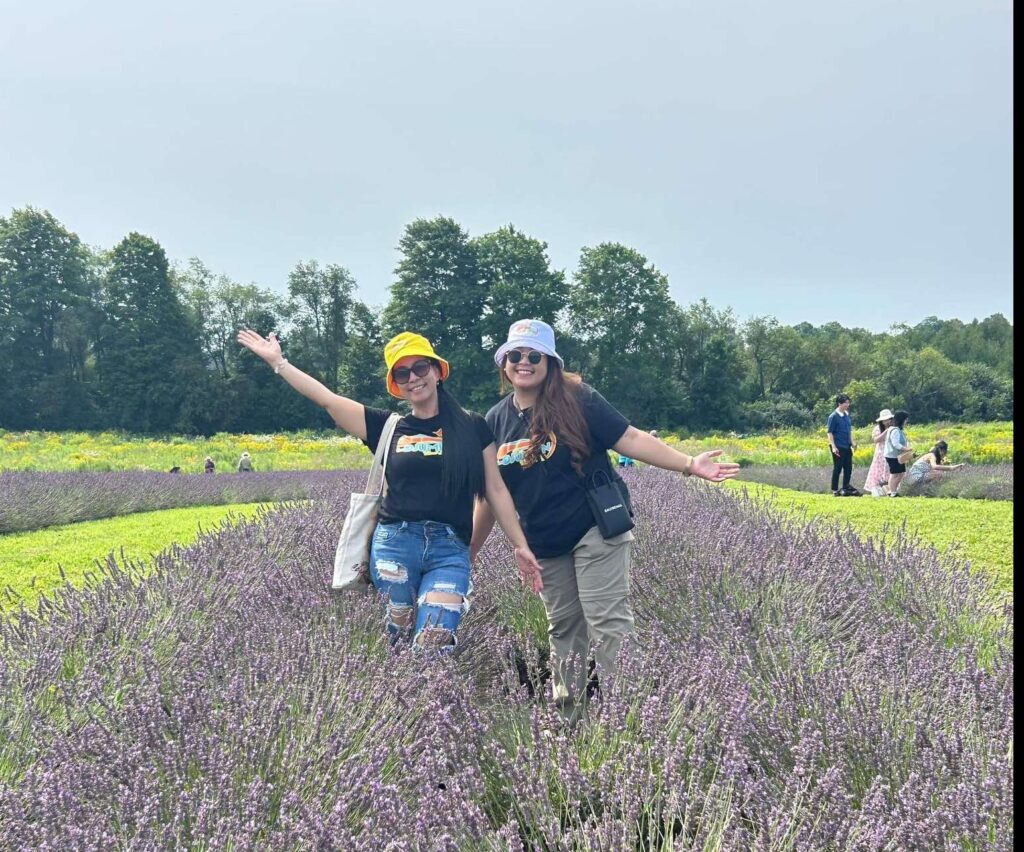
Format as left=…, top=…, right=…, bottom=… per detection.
left=396, top=430, right=443, bottom=456
left=496, top=434, right=557, bottom=467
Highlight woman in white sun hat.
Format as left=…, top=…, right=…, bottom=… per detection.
left=472, top=318, right=739, bottom=722
left=865, top=408, right=895, bottom=496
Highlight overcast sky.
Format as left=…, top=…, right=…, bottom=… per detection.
left=0, top=0, right=1013, bottom=332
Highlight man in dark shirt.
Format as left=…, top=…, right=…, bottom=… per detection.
left=826, top=394, right=858, bottom=495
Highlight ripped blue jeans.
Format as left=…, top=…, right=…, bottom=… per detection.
left=369, top=520, right=472, bottom=651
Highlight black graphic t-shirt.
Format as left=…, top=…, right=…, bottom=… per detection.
left=486, top=384, right=630, bottom=558
left=363, top=407, right=494, bottom=544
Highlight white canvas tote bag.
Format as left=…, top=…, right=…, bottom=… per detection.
left=331, top=413, right=401, bottom=591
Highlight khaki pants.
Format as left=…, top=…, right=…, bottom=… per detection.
left=538, top=525, right=635, bottom=719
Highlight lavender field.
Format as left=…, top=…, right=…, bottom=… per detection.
left=0, top=470, right=1013, bottom=849
left=737, top=463, right=1014, bottom=500
left=0, top=470, right=351, bottom=534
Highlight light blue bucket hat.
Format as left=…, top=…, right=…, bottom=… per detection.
left=494, top=319, right=564, bottom=367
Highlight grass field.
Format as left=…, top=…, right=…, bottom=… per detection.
left=0, top=420, right=1013, bottom=472
left=670, top=419, right=1013, bottom=467
left=0, top=503, right=270, bottom=612
left=0, top=430, right=367, bottom=473
left=724, top=481, right=1014, bottom=598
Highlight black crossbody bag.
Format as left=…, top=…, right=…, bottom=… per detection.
left=582, top=450, right=635, bottom=539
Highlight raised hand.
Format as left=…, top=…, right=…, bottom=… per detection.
left=237, top=329, right=283, bottom=366
left=690, top=449, right=741, bottom=482
left=514, top=545, right=544, bottom=594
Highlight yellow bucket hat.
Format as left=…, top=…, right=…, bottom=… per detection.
left=383, top=331, right=450, bottom=398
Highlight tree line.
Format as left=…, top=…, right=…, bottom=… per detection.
left=0, top=207, right=1013, bottom=436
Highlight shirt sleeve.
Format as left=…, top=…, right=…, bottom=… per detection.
left=362, top=406, right=392, bottom=453
left=826, top=413, right=837, bottom=434
left=580, top=384, right=630, bottom=450
left=472, top=413, right=496, bottom=449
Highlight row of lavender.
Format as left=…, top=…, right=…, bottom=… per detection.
left=0, top=471, right=352, bottom=534
left=0, top=472, right=1012, bottom=849
left=738, top=463, right=1014, bottom=500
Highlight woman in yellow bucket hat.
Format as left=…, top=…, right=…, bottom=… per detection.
left=237, top=327, right=542, bottom=652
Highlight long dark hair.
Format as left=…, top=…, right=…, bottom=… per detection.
left=892, top=410, right=910, bottom=428
left=930, top=440, right=948, bottom=463
left=501, top=356, right=591, bottom=476
left=435, top=378, right=485, bottom=499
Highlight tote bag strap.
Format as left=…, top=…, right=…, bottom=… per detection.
left=365, top=413, right=402, bottom=497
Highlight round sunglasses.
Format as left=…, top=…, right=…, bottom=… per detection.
left=392, top=359, right=433, bottom=384
left=506, top=350, right=544, bottom=365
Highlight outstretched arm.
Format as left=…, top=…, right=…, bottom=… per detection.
left=480, top=444, right=543, bottom=593
left=237, top=329, right=368, bottom=439
left=613, top=426, right=740, bottom=482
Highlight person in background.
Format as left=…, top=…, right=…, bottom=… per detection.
left=237, top=327, right=543, bottom=653
left=649, top=429, right=660, bottom=439
left=204, top=457, right=215, bottom=474
left=864, top=408, right=894, bottom=496
left=883, top=410, right=913, bottom=496
left=826, top=394, right=859, bottom=496
left=472, top=318, right=739, bottom=722
left=617, top=452, right=636, bottom=468
left=897, top=440, right=966, bottom=495
left=237, top=451, right=253, bottom=472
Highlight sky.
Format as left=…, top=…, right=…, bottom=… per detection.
left=0, top=0, right=1013, bottom=332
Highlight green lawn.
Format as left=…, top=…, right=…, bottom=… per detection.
left=0, top=503, right=270, bottom=612
left=725, top=481, right=1013, bottom=598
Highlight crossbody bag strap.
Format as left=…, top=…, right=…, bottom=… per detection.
left=581, top=443, right=614, bottom=484
left=365, top=413, right=402, bottom=497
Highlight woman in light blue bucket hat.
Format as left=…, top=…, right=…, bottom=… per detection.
left=472, top=318, right=740, bottom=722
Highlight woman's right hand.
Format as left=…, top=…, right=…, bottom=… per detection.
left=514, top=546, right=544, bottom=594
left=237, top=329, right=283, bottom=366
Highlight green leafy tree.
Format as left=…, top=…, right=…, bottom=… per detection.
left=668, top=299, right=747, bottom=430
left=0, top=207, right=97, bottom=428
left=177, top=258, right=286, bottom=379
left=868, top=340, right=971, bottom=423
left=95, top=233, right=205, bottom=432
left=382, top=217, right=491, bottom=409
left=285, top=260, right=355, bottom=392
left=337, top=302, right=391, bottom=412
left=566, top=243, right=683, bottom=425
left=961, top=362, right=1013, bottom=421
left=897, top=314, right=1013, bottom=374
left=473, top=225, right=567, bottom=351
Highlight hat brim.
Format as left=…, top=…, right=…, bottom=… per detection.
left=387, top=356, right=450, bottom=398
left=494, top=339, right=563, bottom=368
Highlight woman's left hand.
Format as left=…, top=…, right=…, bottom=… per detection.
left=690, top=450, right=741, bottom=482
left=514, top=546, right=544, bottom=594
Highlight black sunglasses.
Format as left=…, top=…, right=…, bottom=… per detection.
left=392, top=359, right=433, bottom=384
left=506, top=350, right=544, bottom=365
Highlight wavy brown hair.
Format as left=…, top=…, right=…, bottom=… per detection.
left=501, top=356, right=591, bottom=475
